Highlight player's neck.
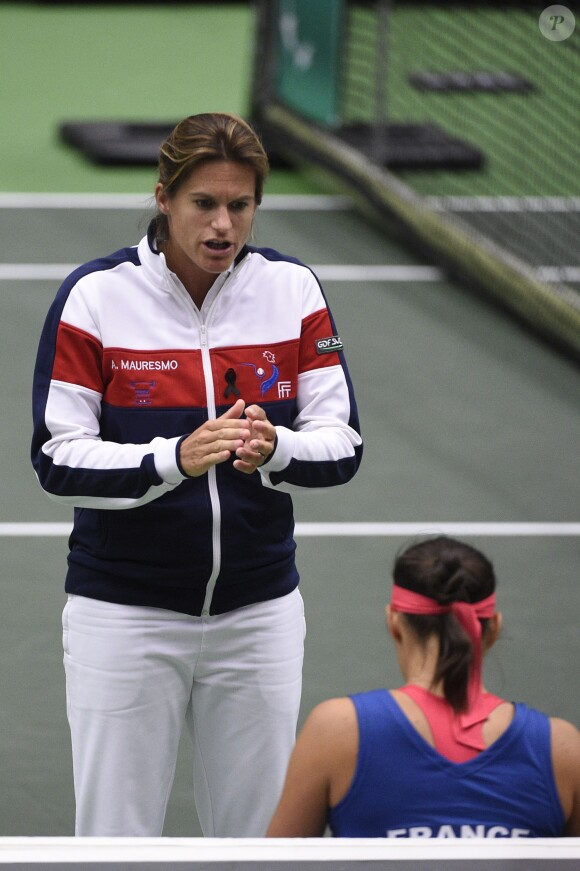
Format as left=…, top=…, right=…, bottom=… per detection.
left=398, top=635, right=440, bottom=691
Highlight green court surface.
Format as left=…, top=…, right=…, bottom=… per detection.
left=0, top=1, right=319, bottom=195
left=0, top=1, right=578, bottom=839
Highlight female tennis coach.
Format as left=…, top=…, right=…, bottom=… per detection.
left=31, top=112, right=363, bottom=837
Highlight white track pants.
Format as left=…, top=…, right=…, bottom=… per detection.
left=62, top=589, right=305, bottom=837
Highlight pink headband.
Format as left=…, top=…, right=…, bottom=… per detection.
left=390, top=584, right=496, bottom=722
left=391, top=585, right=496, bottom=624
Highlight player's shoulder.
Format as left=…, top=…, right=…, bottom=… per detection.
left=305, top=697, right=357, bottom=734
left=550, top=716, right=580, bottom=759
left=549, top=717, right=580, bottom=835
left=299, top=698, right=358, bottom=768
left=549, top=716, right=580, bottom=790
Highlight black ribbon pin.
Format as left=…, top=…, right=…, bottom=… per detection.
left=224, top=368, right=241, bottom=399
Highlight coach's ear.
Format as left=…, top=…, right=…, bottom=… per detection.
left=155, top=183, right=170, bottom=214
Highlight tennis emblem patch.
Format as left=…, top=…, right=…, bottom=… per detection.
left=316, top=336, right=344, bottom=354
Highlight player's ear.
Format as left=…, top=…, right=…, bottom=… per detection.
left=386, top=605, right=402, bottom=642
left=484, top=612, right=502, bottom=651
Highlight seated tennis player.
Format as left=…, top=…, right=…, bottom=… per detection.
left=267, top=536, right=580, bottom=838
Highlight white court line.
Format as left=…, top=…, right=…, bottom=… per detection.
left=3, top=192, right=579, bottom=212
left=0, top=192, right=352, bottom=210
left=0, top=263, right=443, bottom=282
left=426, top=196, right=580, bottom=212
left=2, top=522, right=578, bottom=537
left=1, top=263, right=576, bottom=284
left=264, top=194, right=353, bottom=210
left=536, top=266, right=580, bottom=283
left=310, top=265, right=443, bottom=281
left=294, top=522, right=580, bottom=537
left=0, top=193, right=154, bottom=209
left=0, top=264, right=79, bottom=280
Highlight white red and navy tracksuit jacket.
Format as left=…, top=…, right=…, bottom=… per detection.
left=31, top=222, right=363, bottom=616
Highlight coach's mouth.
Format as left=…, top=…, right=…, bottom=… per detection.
left=205, top=240, right=233, bottom=251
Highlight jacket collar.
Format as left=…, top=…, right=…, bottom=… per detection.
left=140, top=220, right=250, bottom=295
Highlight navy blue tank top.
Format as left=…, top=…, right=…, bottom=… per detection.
left=329, top=689, right=564, bottom=838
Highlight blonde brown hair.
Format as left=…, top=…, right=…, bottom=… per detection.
left=153, top=112, right=269, bottom=242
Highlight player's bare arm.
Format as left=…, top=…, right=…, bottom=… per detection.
left=551, top=717, right=580, bottom=835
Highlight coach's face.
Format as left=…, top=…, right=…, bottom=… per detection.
left=155, top=160, right=257, bottom=295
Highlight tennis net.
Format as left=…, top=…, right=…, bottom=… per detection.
left=251, top=0, right=580, bottom=362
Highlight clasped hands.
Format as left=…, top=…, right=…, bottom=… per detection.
left=179, top=398, right=276, bottom=477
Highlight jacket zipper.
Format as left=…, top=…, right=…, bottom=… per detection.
left=199, top=320, right=223, bottom=616
left=166, top=262, right=236, bottom=616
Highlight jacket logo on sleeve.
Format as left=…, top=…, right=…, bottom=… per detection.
left=316, top=336, right=343, bottom=354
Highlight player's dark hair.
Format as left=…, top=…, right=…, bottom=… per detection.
left=152, top=112, right=269, bottom=243
left=393, top=536, right=496, bottom=713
